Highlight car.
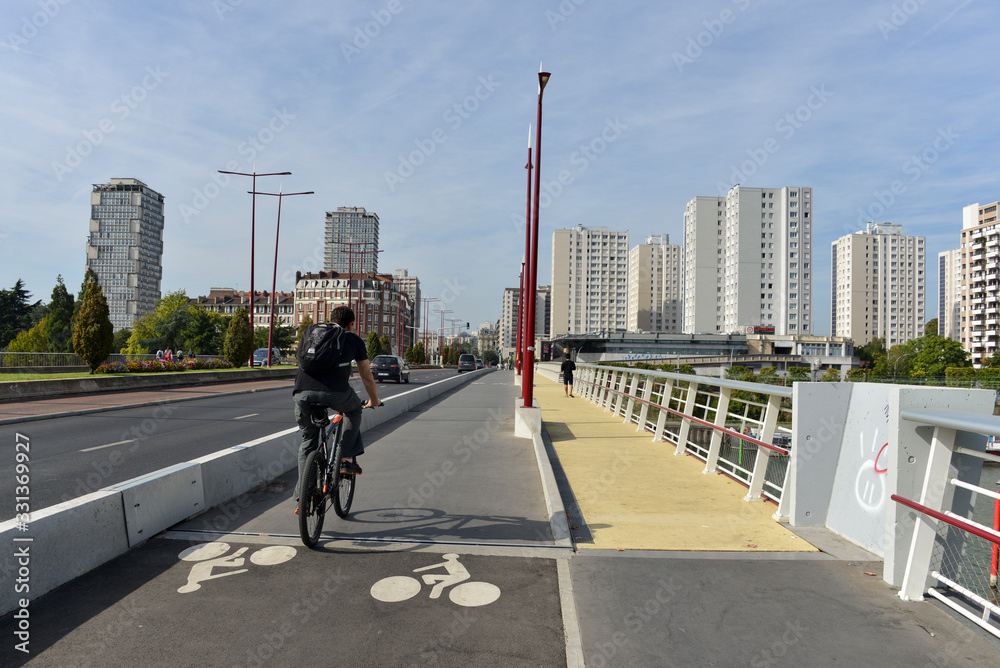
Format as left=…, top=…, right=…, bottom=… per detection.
left=475, top=358, right=484, bottom=369
left=457, top=353, right=476, bottom=373
left=252, top=347, right=282, bottom=366
left=371, top=355, right=410, bottom=383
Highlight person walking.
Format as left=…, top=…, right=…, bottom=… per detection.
left=561, top=353, right=576, bottom=397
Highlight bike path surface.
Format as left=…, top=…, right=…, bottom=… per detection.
left=1, top=372, right=571, bottom=667
left=3, top=372, right=999, bottom=666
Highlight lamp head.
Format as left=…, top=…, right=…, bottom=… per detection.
left=538, top=72, right=551, bottom=92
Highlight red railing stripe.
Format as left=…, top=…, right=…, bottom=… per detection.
left=891, top=494, right=1000, bottom=547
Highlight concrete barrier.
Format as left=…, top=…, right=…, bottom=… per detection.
left=0, top=491, right=130, bottom=616
left=0, top=367, right=492, bottom=615
left=0, top=367, right=297, bottom=402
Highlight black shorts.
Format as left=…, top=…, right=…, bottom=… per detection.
left=563, top=373, right=574, bottom=385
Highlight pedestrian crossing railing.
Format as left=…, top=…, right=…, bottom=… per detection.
left=573, top=363, right=793, bottom=504
left=895, top=409, right=1000, bottom=639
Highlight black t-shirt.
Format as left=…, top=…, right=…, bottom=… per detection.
left=293, top=330, right=368, bottom=394
left=560, top=359, right=576, bottom=375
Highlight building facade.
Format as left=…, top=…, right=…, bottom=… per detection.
left=831, top=222, right=926, bottom=348
left=294, top=270, right=413, bottom=356
left=551, top=225, right=629, bottom=337
left=85, top=177, right=164, bottom=330
left=392, top=269, right=421, bottom=328
left=960, top=201, right=1000, bottom=366
left=190, top=288, right=295, bottom=330
left=500, top=285, right=551, bottom=361
left=683, top=186, right=813, bottom=336
left=627, top=234, right=682, bottom=333
left=324, top=207, right=380, bottom=274
left=938, top=248, right=962, bottom=340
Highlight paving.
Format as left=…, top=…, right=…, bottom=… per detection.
left=1, top=371, right=998, bottom=666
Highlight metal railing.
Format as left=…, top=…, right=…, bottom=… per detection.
left=895, top=409, right=1000, bottom=639
left=1, top=352, right=159, bottom=369
left=574, top=363, right=793, bottom=504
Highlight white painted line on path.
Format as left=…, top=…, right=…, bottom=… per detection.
left=80, top=439, right=135, bottom=452
left=233, top=414, right=259, bottom=420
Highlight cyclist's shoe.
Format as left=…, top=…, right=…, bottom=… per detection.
left=294, top=506, right=299, bottom=515
left=340, top=459, right=362, bottom=475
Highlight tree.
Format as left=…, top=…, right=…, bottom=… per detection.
left=223, top=307, right=254, bottom=367
left=379, top=333, right=391, bottom=357
left=72, top=268, right=99, bottom=331
left=820, top=367, right=841, bottom=382
left=483, top=350, right=499, bottom=366
left=7, top=317, right=50, bottom=355
left=925, top=318, right=939, bottom=338
left=44, top=275, right=75, bottom=353
left=0, top=279, right=38, bottom=348
left=906, top=334, right=969, bottom=378
left=788, top=366, right=810, bottom=380
left=112, top=328, right=132, bottom=354
left=366, top=331, right=382, bottom=359
left=125, top=290, right=192, bottom=354
left=181, top=308, right=225, bottom=355
left=72, top=278, right=113, bottom=372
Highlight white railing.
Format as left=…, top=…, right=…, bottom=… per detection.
left=895, top=409, right=1000, bottom=639
left=573, top=363, right=793, bottom=504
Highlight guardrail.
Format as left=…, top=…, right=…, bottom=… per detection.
left=573, top=363, right=793, bottom=504
left=895, top=409, right=1000, bottom=639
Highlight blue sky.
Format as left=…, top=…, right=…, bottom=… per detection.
left=1, top=0, right=997, bottom=336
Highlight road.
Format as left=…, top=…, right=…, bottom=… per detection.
left=0, top=369, right=455, bottom=517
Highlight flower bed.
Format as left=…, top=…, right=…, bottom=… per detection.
left=94, top=358, right=234, bottom=374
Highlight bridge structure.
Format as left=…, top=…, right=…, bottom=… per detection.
left=0, top=364, right=998, bottom=666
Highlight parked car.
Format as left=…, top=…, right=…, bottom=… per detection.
left=475, top=358, right=484, bottom=369
left=371, top=355, right=410, bottom=383
left=457, top=353, right=476, bottom=373
left=252, top=347, right=282, bottom=366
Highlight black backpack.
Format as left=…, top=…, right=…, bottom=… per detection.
left=297, top=323, right=349, bottom=375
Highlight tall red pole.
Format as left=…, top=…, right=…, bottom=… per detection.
left=515, top=264, right=524, bottom=375
left=518, top=128, right=532, bottom=377
left=524, top=71, right=550, bottom=407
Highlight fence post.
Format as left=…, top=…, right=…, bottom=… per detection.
left=899, top=426, right=957, bottom=601
left=613, top=370, right=630, bottom=417
left=744, top=393, right=782, bottom=501
left=675, top=381, right=700, bottom=456
left=703, top=387, right=732, bottom=474
left=623, top=372, right=640, bottom=424
left=637, top=375, right=660, bottom=433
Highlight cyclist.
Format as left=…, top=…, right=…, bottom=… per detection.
left=292, top=305, right=381, bottom=509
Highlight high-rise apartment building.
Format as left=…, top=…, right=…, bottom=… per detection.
left=393, top=269, right=421, bottom=329
left=551, top=225, right=629, bottom=337
left=627, top=234, right=683, bottom=333
left=831, top=222, right=925, bottom=348
left=960, top=201, right=1000, bottom=366
left=500, top=286, right=551, bottom=360
left=324, top=207, right=379, bottom=274
left=683, top=186, right=812, bottom=335
left=85, top=177, right=164, bottom=331
left=938, top=248, right=961, bottom=340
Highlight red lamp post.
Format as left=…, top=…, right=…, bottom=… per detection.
left=218, top=167, right=291, bottom=365
left=523, top=70, right=551, bottom=408
left=247, top=186, right=314, bottom=367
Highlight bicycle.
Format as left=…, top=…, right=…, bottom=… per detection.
left=297, top=404, right=356, bottom=548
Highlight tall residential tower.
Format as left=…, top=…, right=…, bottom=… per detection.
left=627, top=234, right=683, bottom=333
left=960, top=201, right=1000, bottom=366
left=551, top=225, right=629, bottom=337
left=85, top=177, right=164, bottom=331
left=324, top=207, right=380, bottom=274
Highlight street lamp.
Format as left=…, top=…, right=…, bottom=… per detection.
left=218, top=166, right=291, bottom=365
left=519, top=123, right=533, bottom=378
left=248, top=186, right=314, bottom=367
left=523, top=68, right=551, bottom=408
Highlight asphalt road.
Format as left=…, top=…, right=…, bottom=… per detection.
left=0, top=369, right=455, bottom=516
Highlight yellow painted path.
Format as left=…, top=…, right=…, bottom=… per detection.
left=534, top=377, right=817, bottom=552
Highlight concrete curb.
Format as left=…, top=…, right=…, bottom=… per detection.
left=0, top=367, right=491, bottom=616
left=0, top=367, right=297, bottom=403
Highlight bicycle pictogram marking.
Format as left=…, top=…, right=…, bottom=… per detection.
left=176, top=542, right=297, bottom=593
left=370, top=553, right=500, bottom=607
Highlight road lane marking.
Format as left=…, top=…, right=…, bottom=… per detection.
left=233, top=414, right=259, bottom=420
left=81, top=439, right=135, bottom=452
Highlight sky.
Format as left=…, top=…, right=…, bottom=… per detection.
left=2, top=0, right=998, bottom=336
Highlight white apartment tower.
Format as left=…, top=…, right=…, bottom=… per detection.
left=85, top=177, right=164, bottom=331
left=960, top=201, right=1000, bottom=366
left=551, top=225, right=629, bottom=337
left=831, top=222, right=926, bottom=348
left=627, top=234, right=683, bottom=333
left=500, top=286, right=550, bottom=359
left=684, top=186, right=812, bottom=335
left=938, top=248, right=961, bottom=341
left=325, top=207, right=380, bottom=274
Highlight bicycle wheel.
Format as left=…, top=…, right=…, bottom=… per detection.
left=298, top=450, right=327, bottom=547
left=332, top=440, right=356, bottom=518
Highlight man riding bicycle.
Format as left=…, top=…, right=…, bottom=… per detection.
left=293, top=305, right=381, bottom=509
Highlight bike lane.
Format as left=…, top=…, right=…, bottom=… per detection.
left=0, top=372, right=574, bottom=667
